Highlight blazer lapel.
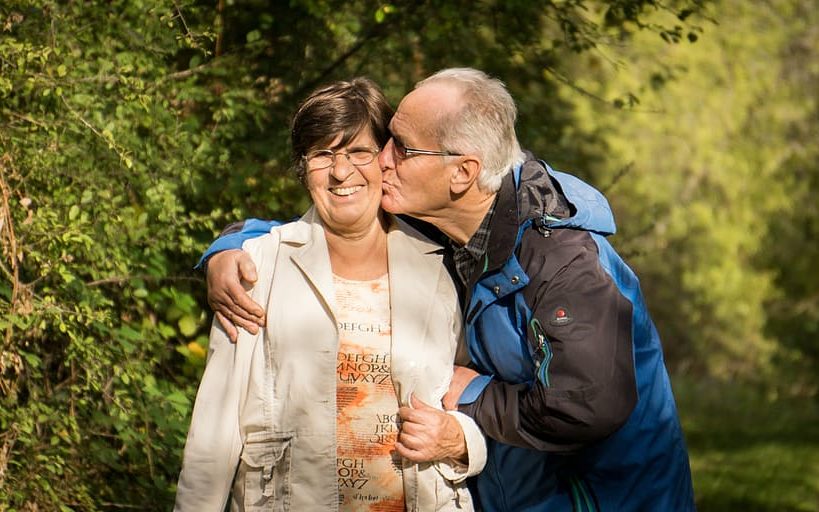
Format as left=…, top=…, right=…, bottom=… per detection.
left=286, top=208, right=338, bottom=319
left=387, top=216, right=445, bottom=406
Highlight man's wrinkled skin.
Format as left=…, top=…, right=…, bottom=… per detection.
left=396, top=394, right=467, bottom=465
left=442, top=366, right=480, bottom=411
left=206, top=249, right=265, bottom=342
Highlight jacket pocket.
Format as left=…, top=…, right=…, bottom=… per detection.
left=233, top=434, right=293, bottom=511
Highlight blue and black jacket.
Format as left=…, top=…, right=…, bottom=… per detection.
left=199, top=155, right=695, bottom=512
left=447, top=156, right=695, bottom=511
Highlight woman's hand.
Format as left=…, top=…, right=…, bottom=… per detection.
left=206, top=249, right=266, bottom=342
left=396, top=394, right=468, bottom=464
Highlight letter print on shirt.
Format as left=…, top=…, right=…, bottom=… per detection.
left=334, top=274, right=403, bottom=511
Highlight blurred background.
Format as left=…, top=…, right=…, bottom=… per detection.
left=1, top=0, right=817, bottom=509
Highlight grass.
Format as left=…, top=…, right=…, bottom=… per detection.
left=673, top=375, right=819, bottom=511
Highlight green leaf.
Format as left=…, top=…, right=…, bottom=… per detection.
left=20, top=350, right=42, bottom=369
left=246, top=30, right=261, bottom=43
left=178, top=315, right=198, bottom=337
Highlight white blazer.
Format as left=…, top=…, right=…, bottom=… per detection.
left=175, top=209, right=486, bottom=511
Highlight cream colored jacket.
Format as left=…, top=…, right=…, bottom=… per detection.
left=175, top=209, right=486, bottom=511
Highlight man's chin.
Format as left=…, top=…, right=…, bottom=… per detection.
left=380, top=189, right=403, bottom=214
left=380, top=197, right=403, bottom=214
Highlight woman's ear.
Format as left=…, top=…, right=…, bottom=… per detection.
left=450, top=156, right=482, bottom=195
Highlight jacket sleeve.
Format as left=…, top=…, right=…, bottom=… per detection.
left=195, top=218, right=284, bottom=269
left=459, top=230, right=637, bottom=452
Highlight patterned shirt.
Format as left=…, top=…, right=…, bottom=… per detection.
left=334, top=274, right=404, bottom=511
left=451, top=198, right=497, bottom=287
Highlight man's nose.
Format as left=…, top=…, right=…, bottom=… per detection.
left=378, top=138, right=394, bottom=171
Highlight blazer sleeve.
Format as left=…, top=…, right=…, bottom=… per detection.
left=176, top=233, right=280, bottom=510
left=174, top=321, right=248, bottom=511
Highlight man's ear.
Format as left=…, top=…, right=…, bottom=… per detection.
left=450, top=156, right=481, bottom=195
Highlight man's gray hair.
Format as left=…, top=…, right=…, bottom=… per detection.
left=416, top=68, right=525, bottom=193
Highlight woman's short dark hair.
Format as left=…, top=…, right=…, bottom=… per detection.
left=291, top=77, right=393, bottom=184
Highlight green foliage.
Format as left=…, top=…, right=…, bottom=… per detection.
left=19, top=0, right=819, bottom=509
left=557, top=0, right=819, bottom=387
left=756, top=0, right=819, bottom=394
left=0, top=0, right=230, bottom=508
left=675, top=375, right=819, bottom=511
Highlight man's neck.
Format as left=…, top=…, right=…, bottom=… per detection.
left=431, top=190, right=497, bottom=246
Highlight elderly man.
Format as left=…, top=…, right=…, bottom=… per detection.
left=202, top=68, right=695, bottom=511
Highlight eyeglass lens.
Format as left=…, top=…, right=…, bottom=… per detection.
left=307, top=149, right=376, bottom=170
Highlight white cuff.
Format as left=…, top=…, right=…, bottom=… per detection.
left=433, top=410, right=487, bottom=483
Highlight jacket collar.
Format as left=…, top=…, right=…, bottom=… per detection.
left=484, top=155, right=569, bottom=275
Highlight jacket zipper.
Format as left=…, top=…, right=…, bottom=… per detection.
left=569, top=476, right=598, bottom=512
left=530, top=318, right=552, bottom=387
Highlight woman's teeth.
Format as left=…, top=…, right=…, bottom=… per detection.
left=331, top=185, right=362, bottom=196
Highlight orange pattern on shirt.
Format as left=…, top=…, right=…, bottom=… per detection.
left=334, top=274, right=404, bottom=512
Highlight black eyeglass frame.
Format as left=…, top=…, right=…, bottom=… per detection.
left=389, top=136, right=463, bottom=160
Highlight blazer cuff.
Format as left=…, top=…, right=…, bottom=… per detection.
left=433, top=410, right=487, bottom=482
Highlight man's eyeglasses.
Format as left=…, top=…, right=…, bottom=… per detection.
left=303, top=148, right=379, bottom=171
left=390, top=137, right=463, bottom=160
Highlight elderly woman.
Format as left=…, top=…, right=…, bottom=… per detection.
left=174, top=78, right=485, bottom=511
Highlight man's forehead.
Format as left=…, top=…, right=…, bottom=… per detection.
left=391, top=89, right=441, bottom=141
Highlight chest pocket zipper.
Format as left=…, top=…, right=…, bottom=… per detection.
left=530, top=318, right=552, bottom=387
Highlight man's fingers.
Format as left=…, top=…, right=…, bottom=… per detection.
left=226, top=283, right=266, bottom=324
left=237, top=252, right=259, bottom=284
left=215, top=306, right=259, bottom=344
left=206, top=249, right=265, bottom=325
left=232, top=312, right=260, bottom=335
left=397, top=431, right=424, bottom=450
left=394, top=441, right=418, bottom=461
left=395, top=440, right=430, bottom=463
left=214, top=311, right=239, bottom=342
left=398, top=405, right=421, bottom=423
left=409, top=393, right=435, bottom=410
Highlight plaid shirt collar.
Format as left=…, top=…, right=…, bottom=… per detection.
left=451, top=197, right=498, bottom=286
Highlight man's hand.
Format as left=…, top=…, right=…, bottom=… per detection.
left=206, top=249, right=265, bottom=342
left=442, top=365, right=480, bottom=411
left=396, top=394, right=467, bottom=464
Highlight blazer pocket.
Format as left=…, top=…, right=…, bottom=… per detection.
left=234, top=434, right=293, bottom=511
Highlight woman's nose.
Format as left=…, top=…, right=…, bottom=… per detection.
left=329, top=157, right=355, bottom=181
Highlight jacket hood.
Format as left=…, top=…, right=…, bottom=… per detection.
left=516, top=155, right=616, bottom=236
left=544, top=165, right=616, bottom=236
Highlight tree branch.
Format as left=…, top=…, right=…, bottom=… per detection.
left=87, top=274, right=202, bottom=287
left=0, top=155, right=20, bottom=347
